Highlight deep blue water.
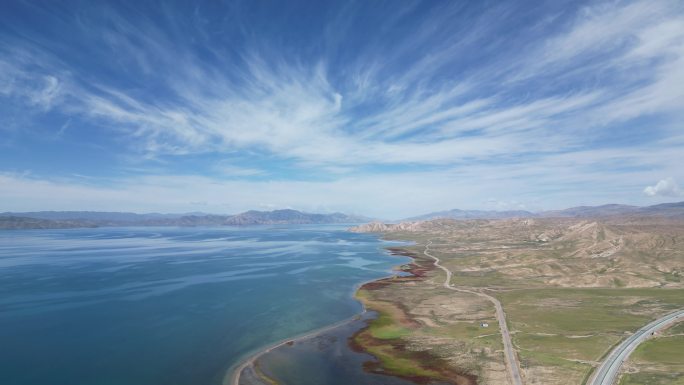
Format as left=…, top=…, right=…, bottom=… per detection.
left=0, top=225, right=409, bottom=385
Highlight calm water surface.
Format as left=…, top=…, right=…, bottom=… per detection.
left=240, top=311, right=451, bottom=385
left=0, top=225, right=409, bottom=385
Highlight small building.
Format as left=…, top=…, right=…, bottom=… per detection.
left=481, top=322, right=489, bottom=328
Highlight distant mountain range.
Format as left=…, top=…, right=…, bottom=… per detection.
left=405, top=209, right=535, bottom=221
left=2, top=202, right=683, bottom=230
left=405, top=202, right=684, bottom=221
left=0, top=211, right=201, bottom=222
left=220, top=210, right=370, bottom=225
left=539, top=202, right=684, bottom=218
left=0, top=216, right=98, bottom=230
left=0, top=209, right=372, bottom=230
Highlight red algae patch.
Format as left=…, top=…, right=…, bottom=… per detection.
left=351, top=246, right=478, bottom=385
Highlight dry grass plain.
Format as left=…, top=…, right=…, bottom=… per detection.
left=352, top=217, right=684, bottom=384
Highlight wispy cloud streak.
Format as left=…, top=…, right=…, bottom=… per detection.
left=0, top=0, right=683, bottom=214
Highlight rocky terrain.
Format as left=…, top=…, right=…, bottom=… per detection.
left=352, top=217, right=684, bottom=289
left=350, top=216, right=684, bottom=384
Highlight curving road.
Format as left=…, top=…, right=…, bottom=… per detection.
left=423, top=241, right=524, bottom=385
left=588, top=309, right=684, bottom=385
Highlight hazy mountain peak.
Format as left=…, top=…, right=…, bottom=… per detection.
left=404, top=201, right=684, bottom=221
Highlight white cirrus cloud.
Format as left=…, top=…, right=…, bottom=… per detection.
left=1, top=0, right=683, bottom=168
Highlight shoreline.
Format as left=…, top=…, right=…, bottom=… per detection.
left=225, top=242, right=413, bottom=385
left=226, top=309, right=370, bottom=385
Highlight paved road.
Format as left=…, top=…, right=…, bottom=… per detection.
left=588, top=309, right=684, bottom=385
left=424, top=241, right=524, bottom=385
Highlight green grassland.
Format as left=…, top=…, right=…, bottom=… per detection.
left=498, top=288, right=684, bottom=333
left=665, top=322, right=684, bottom=335
left=632, top=335, right=684, bottom=365
left=353, top=265, right=506, bottom=384
left=495, top=288, right=684, bottom=384
left=619, top=372, right=684, bottom=385
left=354, top=288, right=477, bottom=383
left=619, top=332, right=684, bottom=385
left=433, top=321, right=503, bottom=350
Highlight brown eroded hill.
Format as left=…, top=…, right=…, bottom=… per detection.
left=351, top=217, right=684, bottom=289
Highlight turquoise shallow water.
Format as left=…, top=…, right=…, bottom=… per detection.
left=0, top=225, right=409, bottom=385
left=239, top=311, right=452, bottom=385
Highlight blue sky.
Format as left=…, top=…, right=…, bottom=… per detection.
left=1, top=0, right=683, bottom=218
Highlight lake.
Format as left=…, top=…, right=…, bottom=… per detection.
left=0, top=225, right=409, bottom=385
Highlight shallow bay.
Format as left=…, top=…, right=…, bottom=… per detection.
left=239, top=311, right=452, bottom=385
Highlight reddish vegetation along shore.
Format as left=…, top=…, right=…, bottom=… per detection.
left=350, top=247, right=478, bottom=385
